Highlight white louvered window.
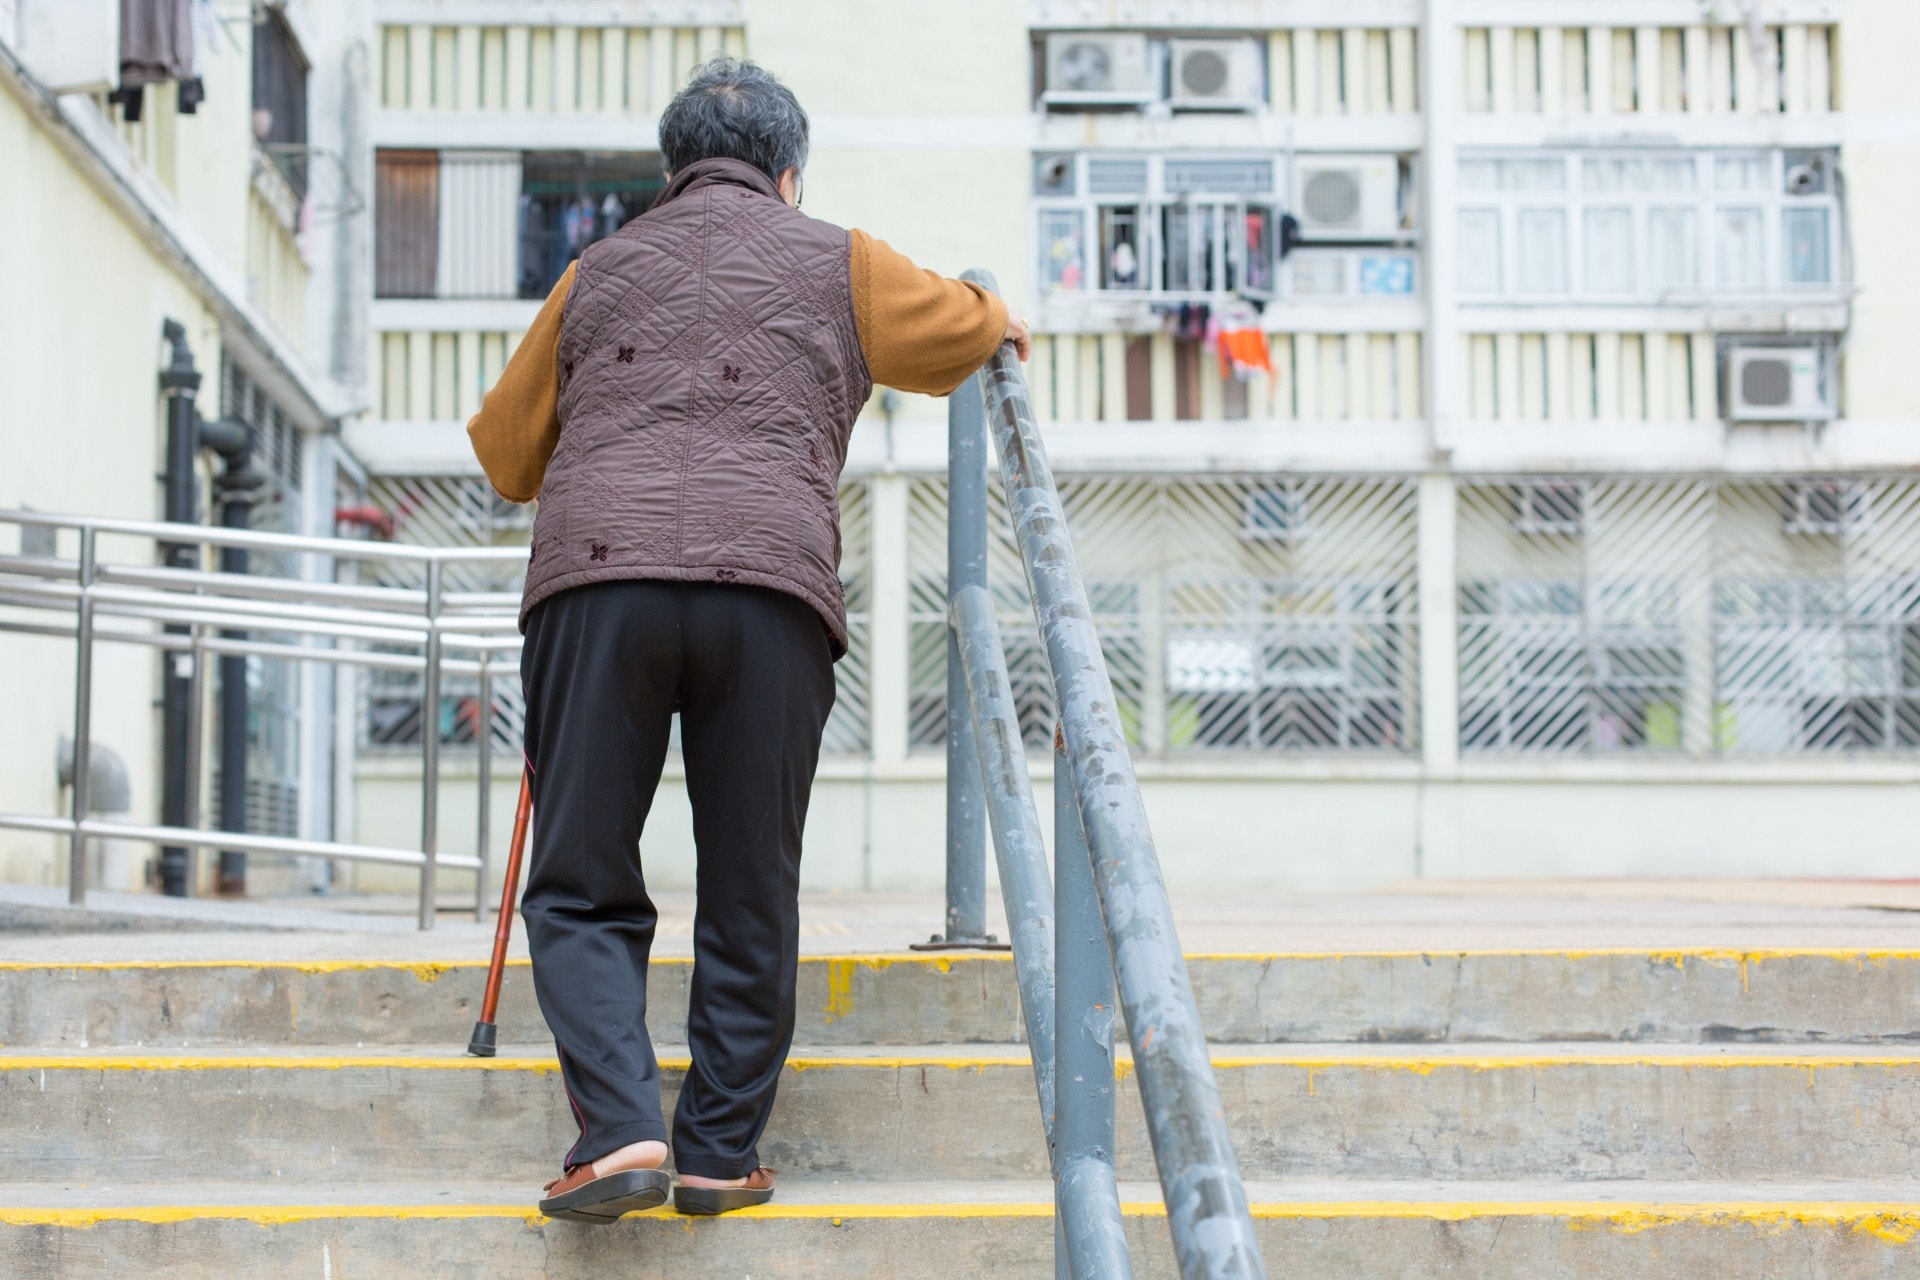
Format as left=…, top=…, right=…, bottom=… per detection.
left=1457, top=149, right=1843, bottom=303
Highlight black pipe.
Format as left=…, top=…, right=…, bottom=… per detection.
left=157, top=321, right=201, bottom=897
left=200, top=417, right=262, bottom=897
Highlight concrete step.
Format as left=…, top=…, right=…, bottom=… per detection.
left=9, top=947, right=1920, bottom=1049
left=9, top=1043, right=1920, bottom=1185
left=4, top=1180, right=1918, bottom=1279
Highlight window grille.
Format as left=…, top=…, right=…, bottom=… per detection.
left=252, top=8, right=309, bottom=198
left=216, top=360, right=310, bottom=837
left=1460, top=478, right=1920, bottom=757
left=908, top=475, right=1420, bottom=756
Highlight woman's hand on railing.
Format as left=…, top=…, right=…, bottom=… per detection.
left=1002, top=311, right=1031, bottom=362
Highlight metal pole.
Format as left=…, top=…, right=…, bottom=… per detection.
left=919, top=374, right=995, bottom=948
left=950, top=585, right=1056, bottom=1128
left=418, top=559, right=443, bottom=931
left=208, top=419, right=260, bottom=898
left=158, top=321, right=201, bottom=896
left=182, top=624, right=205, bottom=896
left=474, top=655, right=493, bottom=922
left=68, top=527, right=97, bottom=904
left=965, top=267, right=1267, bottom=1280
left=1054, top=727, right=1130, bottom=1280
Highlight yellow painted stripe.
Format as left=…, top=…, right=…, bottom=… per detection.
left=3, top=1201, right=1918, bottom=1235
left=1182, top=948, right=1920, bottom=964
left=5, top=1051, right=1920, bottom=1075
left=0, top=952, right=1009, bottom=975
left=9, top=947, right=1920, bottom=975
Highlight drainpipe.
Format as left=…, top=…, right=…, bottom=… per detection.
left=199, top=416, right=263, bottom=897
left=158, top=321, right=201, bottom=896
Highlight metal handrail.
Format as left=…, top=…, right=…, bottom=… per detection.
left=941, top=274, right=1267, bottom=1279
left=0, top=508, right=525, bottom=929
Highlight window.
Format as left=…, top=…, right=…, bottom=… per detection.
left=1039, top=208, right=1088, bottom=291
left=374, top=150, right=664, bottom=300
left=252, top=9, right=310, bottom=198
left=518, top=153, right=664, bottom=297
left=1456, top=150, right=1842, bottom=302
left=1035, top=153, right=1290, bottom=302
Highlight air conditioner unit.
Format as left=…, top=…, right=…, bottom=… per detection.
left=15, top=0, right=118, bottom=93
left=1782, top=480, right=1871, bottom=536
left=1783, top=150, right=1832, bottom=196
left=1511, top=482, right=1584, bottom=536
left=1241, top=486, right=1307, bottom=542
left=1168, top=38, right=1263, bottom=110
left=1291, top=155, right=1402, bottom=241
left=1043, top=33, right=1154, bottom=105
left=1726, top=346, right=1832, bottom=422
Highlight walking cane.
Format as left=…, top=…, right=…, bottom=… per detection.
left=467, top=769, right=532, bottom=1057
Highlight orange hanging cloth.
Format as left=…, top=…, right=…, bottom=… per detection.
left=1218, top=328, right=1274, bottom=380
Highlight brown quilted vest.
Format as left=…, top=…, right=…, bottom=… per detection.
left=523, top=157, right=873, bottom=657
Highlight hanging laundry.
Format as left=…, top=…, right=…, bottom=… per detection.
left=1217, top=328, right=1274, bottom=381
left=1171, top=302, right=1211, bottom=344
left=600, top=193, right=629, bottom=238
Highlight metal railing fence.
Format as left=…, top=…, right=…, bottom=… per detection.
left=939, top=272, right=1266, bottom=1280
left=1458, top=476, right=1920, bottom=756
left=0, top=509, right=527, bottom=929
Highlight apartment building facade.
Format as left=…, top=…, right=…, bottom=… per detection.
left=6, top=0, right=1917, bottom=897
left=350, top=0, right=1920, bottom=894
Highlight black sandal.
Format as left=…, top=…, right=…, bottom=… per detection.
left=674, top=1166, right=776, bottom=1215
left=539, top=1167, right=673, bottom=1223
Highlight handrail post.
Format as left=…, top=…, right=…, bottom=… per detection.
left=418, top=558, right=444, bottom=931
left=182, top=624, right=205, bottom=896
left=920, top=375, right=996, bottom=949
left=474, top=653, right=493, bottom=922
left=67, top=527, right=97, bottom=905
left=1053, top=726, right=1130, bottom=1280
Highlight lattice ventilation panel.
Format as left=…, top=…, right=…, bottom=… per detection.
left=909, top=475, right=1421, bottom=755
left=1458, top=477, right=1920, bottom=757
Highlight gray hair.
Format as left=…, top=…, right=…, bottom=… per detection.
left=659, top=56, right=809, bottom=183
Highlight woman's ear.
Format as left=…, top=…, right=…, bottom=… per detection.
left=777, top=168, right=800, bottom=206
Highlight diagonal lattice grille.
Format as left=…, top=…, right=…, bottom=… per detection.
left=1714, top=479, right=1920, bottom=754
left=823, top=479, right=873, bottom=755
left=910, top=475, right=1421, bottom=755
left=1460, top=476, right=1920, bottom=757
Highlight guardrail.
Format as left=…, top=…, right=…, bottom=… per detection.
left=0, top=509, right=528, bottom=930
left=938, top=272, right=1268, bottom=1279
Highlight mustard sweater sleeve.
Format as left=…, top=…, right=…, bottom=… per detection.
left=850, top=230, right=1010, bottom=396
left=466, top=263, right=576, bottom=504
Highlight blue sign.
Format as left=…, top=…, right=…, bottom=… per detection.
left=1358, top=255, right=1416, bottom=296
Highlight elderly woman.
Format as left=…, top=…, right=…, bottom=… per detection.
left=468, top=56, right=1028, bottom=1222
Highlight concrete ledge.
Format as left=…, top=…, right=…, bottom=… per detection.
left=3, top=1180, right=1917, bottom=1279
left=0, top=885, right=417, bottom=935
left=7, top=1043, right=1920, bottom=1184
left=10, top=949, right=1920, bottom=1049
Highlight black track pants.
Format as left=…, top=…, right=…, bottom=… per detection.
left=518, top=579, right=835, bottom=1180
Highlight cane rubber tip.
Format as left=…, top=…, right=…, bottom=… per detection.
left=466, top=1021, right=498, bottom=1058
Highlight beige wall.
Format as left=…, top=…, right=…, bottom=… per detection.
left=0, top=86, right=229, bottom=888
left=1839, top=3, right=1920, bottom=421
left=751, top=0, right=1034, bottom=427
left=352, top=759, right=1920, bottom=897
